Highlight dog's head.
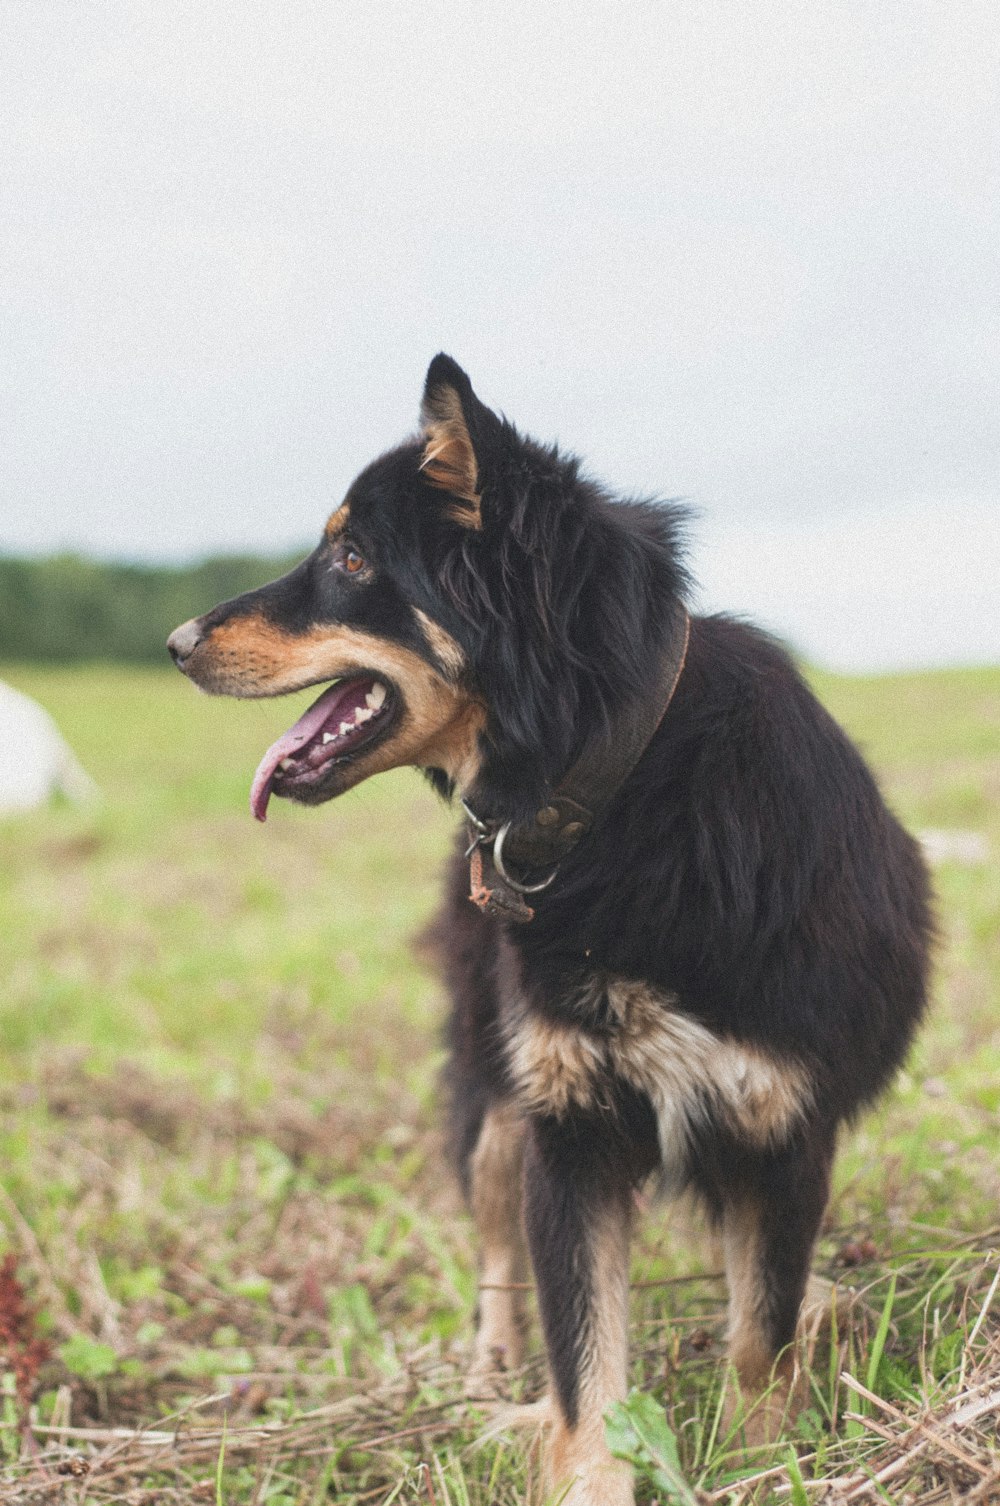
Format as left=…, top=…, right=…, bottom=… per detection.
left=168, top=355, right=687, bottom=822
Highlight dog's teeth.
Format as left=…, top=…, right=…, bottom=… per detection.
left=339, top=721, right=352, bottom=735
left=355, top=707, right=374, bottom=723
left=278, top=758, right=294, bottom=770
left=367, top=683, right=387, bottom=709
left=322, top=733, right=336, bottom=744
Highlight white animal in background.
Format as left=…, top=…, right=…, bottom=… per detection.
left=0, top=681, right=97, bottom=813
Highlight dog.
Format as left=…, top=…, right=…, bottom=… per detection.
left=168, top=355, right=933, bottom=1505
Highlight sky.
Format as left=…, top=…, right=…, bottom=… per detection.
left=1, top=1, right=997, bottom=670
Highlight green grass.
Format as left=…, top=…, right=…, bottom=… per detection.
left=0, top=660, right=997, bottom=1504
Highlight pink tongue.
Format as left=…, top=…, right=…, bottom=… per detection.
left=250, top=681, right=359, bottom=822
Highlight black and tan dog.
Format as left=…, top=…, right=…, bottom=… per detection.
left=169, top=356, right=933, bottom=1505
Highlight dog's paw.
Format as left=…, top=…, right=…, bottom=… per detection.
left=721, top=1352, right=807, bottom=1456
left=723, top=1372, right=796, bottom=1452
left=465, top=1343, right=519, bottom=1402
left=553, top=1470, right=635, bottom=1506
left=548, top=1423, right=636, bottom=1506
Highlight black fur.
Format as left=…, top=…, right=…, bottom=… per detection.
left=172, top=355, right=934, bottom=1479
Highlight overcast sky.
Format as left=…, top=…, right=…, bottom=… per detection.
left=2, top=2, right=997, bottom=669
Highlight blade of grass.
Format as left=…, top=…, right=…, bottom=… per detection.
left=865, top=1273, right=897, bottom=1394
left=785, top=1446, right=809, bottom=1506
left=215, top=1416, right=227, bottom=1506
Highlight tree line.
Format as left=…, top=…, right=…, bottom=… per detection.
left=0, top=552, right=304, bottom=662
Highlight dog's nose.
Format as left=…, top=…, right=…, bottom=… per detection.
left=167, top=618, right=204, bottom=666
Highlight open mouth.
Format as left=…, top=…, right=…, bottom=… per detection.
left=250, top=676, right=395, bottom=821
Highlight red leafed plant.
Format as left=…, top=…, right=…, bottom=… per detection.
left=0, top=1254, right=51, bottom=1412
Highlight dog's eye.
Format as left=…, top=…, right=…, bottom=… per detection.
left=335, top=543, right=367, bottom=575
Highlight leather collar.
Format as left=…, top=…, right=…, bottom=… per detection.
left=465, top=606, right=691, bottom=922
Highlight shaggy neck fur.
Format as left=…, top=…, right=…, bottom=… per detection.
left=436, top=441, right=689, bottom=824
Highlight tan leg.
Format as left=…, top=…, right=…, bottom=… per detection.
left=466, top=1102, right=529, bottom=1393
left=719, top=1139, right=832, bottom=1451
left=545, top=1200, right=635, bottom=1506
left=520, top=1110, right=639, bottom=1506
left=722, top=1199, right=798, bottom=1447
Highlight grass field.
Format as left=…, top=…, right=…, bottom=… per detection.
left=0, top=660, right=997, bottom=1504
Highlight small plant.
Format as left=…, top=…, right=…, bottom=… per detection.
left=606, top=1389, right=701, bottom=1505
left=58, top=1332, right=117, bottom=1382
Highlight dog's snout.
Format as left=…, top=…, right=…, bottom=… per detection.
left=167, top=618, right=205, bottom=667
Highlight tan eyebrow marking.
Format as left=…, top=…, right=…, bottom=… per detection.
left=325, top=502, right=351, bottom=540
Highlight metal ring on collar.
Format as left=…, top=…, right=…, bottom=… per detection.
left=492, top=822, right=559, bottom=895
left=461, top=799, right=495, bottom=840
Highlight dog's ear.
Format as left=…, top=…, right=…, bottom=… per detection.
left=419, top=354, right=500, bottom=530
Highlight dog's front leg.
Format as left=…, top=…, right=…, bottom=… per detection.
left=523, top=1112, right=636, bottom=1506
